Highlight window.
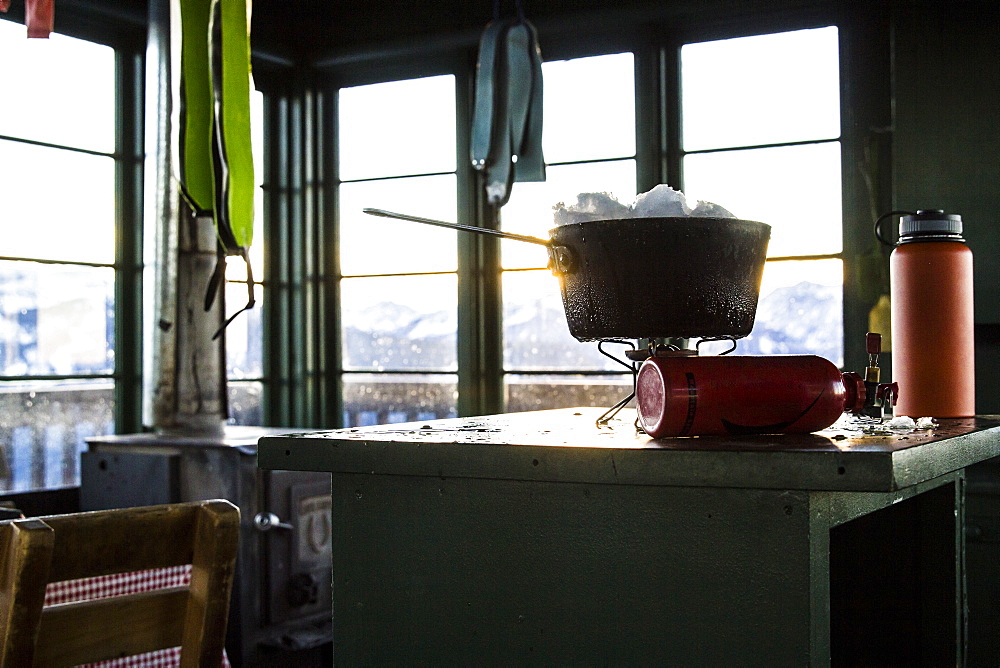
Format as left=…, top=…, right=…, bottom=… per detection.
left=500, top=53, right=637, bottom=411
left=226, top=89, right=266, bottom=425
left=680, top=26, right=843, bottom=364
left=337, top=75, right=459, bottom=427
left=0, top=21, right=120, bottom=491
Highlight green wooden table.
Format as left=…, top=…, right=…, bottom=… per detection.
left=258, top=409, right=1000, bottom=666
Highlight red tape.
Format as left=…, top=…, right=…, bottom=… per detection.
left=25, top=0, right=54, bottom=38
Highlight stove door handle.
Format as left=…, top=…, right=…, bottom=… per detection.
left=253, top=512, right=293, bottom=532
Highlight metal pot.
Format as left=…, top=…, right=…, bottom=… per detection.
left=363, top=209, right=770, bottom=341
left=551, top=217, right=770, bottom=340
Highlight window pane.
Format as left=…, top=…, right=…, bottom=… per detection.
left=0, top=140, right=115, bottom=264
left=681, top=27, right=840, bottom=151
left=733, top=258, right=844, bottom=365
left=0, top=379, right=113, bottom=492
left=226, top=283, right=263, bottom=379
left=0, top=262, right=113, bottom=376
left=228, top=380, right=262, bottom=426
left=505, top=374, right=633, bottom=413
left=341, top=275, right=457, bottom=371
left=683, top=143, right=842, bottom=257
left=503, top=270, right=626, bottom=372
left=542, top=53, right=636, bottom=163
left=500, top=160, right=636, bottom=269
left=338, top=75, right=456, bottom=181
left=340, top=175, right=457, bottom=275
left=0, top=22, right=115, bottom=152
left=343, top=374, right=457, bottom=426
left=251, top=89, right=265, bottom=188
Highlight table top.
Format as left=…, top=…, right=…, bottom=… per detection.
left=257, top=408, right=1000, bottom=492
left=86, top=426, right=303, bottom=454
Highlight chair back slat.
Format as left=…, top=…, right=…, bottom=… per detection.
left=182, top=501, right=241, bottom=666
left=43, top=504, right=201, bottom=582
left=0, top=500, right=239, bottom=667
left=35, top=587, right=188, bottom=666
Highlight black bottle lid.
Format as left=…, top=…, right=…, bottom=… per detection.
left=898, top=210, right=965, bottom=243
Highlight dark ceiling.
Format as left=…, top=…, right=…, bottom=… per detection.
left=46, top=0, right=850, bottom=67
left=250, top=0, right=669, bottom=63
left=50, top=0, right=665, bottom=62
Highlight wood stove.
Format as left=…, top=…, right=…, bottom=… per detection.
left=81, top=427, right=331, bottom=667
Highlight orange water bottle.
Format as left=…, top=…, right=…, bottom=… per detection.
left=878, top=210, right=975, bottom=417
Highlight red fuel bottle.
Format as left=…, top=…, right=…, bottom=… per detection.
left=636, top=353, right=853, bottom=438
left=880, top=210, right=975, bottom=417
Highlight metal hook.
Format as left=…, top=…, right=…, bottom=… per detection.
left=696, top=337, right=737, bottom=355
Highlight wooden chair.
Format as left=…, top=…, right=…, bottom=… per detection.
left=0, top=499, right=239, bottom=667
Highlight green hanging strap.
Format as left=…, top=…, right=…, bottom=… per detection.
left=172, top=0, right=256, bottom=337
left=209, top=0, right=254, bottom=254
left=172, top=0, right=215, bottom=215
left=173, top=0, right=255, bottom=336
left=205, top=0, right=255, bottom=338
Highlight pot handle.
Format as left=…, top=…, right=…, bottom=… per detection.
left=547, top=245, right=575, bottom=274
left=363, top=208, right=552, bottom=246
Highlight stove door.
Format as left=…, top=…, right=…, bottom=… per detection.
left=262, top=471, right=333, bottom=625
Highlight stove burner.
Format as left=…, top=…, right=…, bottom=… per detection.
left=594, top=337, right=740, bottom=429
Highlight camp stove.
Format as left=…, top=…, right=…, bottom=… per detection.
left=598, top=334, right=898, bottom=438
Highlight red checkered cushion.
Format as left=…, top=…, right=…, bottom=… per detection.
left=44, top=565, right=230, bottom=667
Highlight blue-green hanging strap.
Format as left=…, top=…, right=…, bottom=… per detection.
left=483, top=21, right=521, bottom=206
left=470, top=19, right=510, bottom=174
left=513, top=19, right=545, bottom=183
left=470, top=14, right=545, bottom=207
